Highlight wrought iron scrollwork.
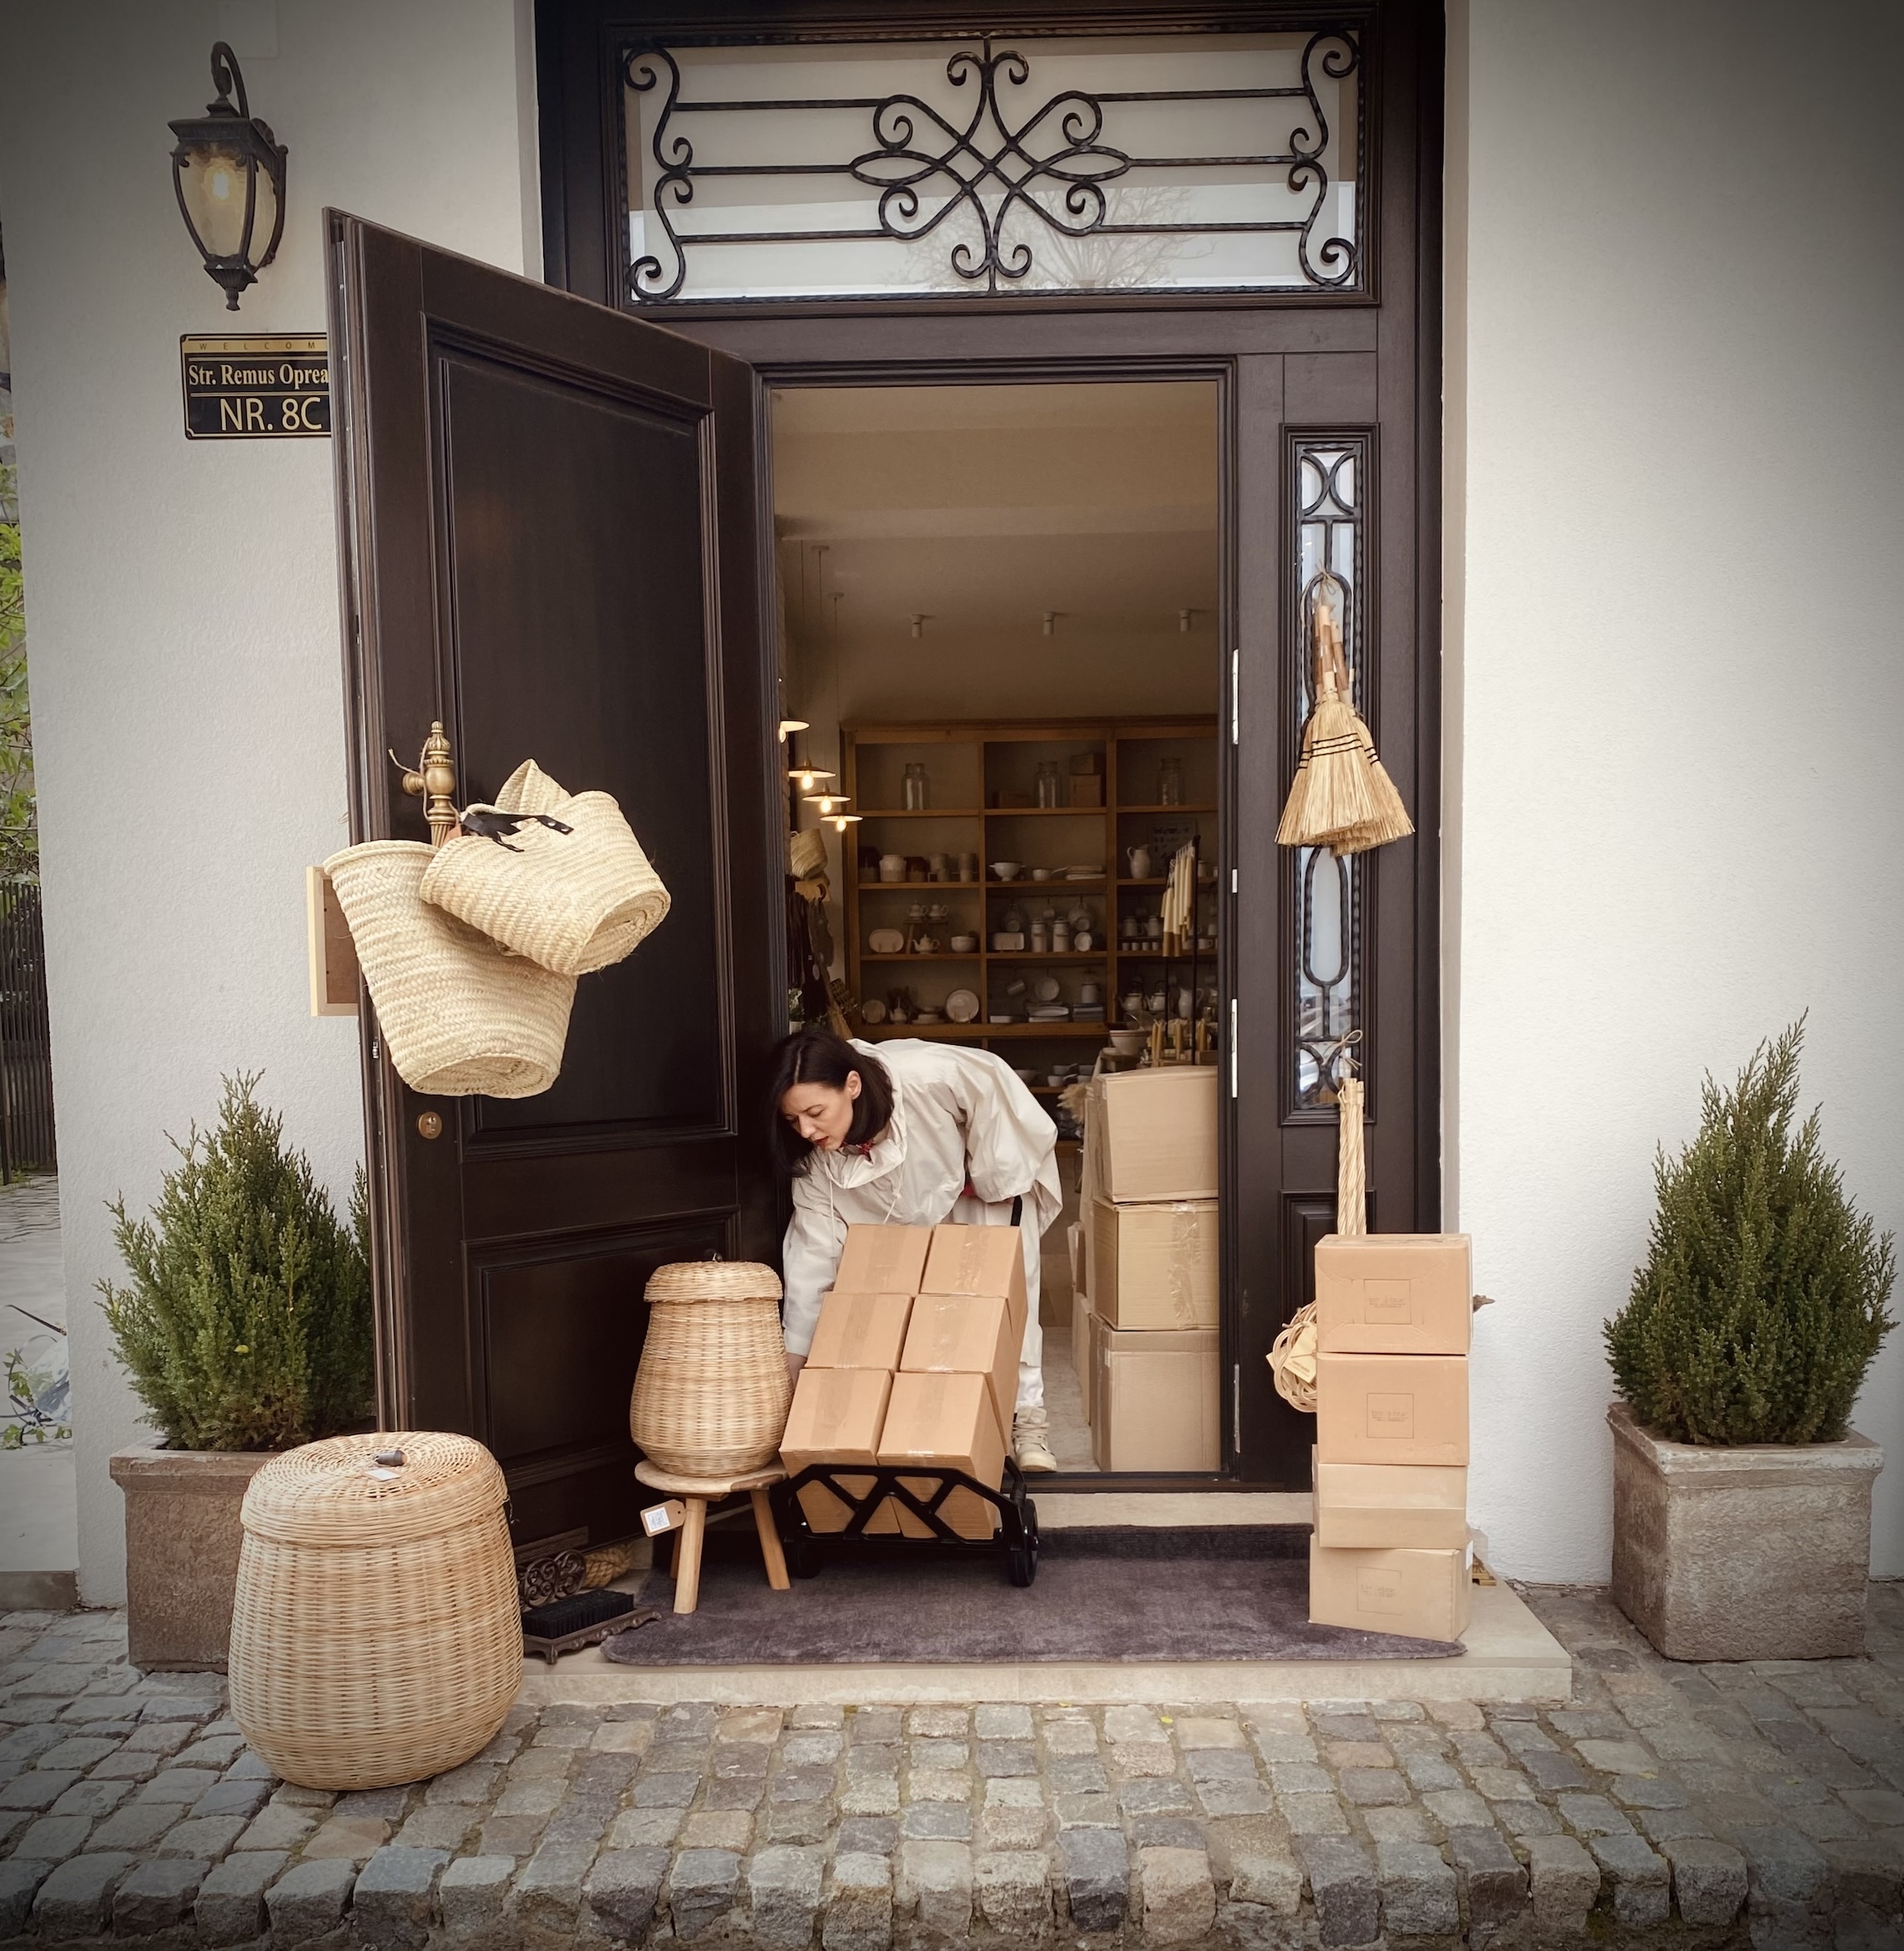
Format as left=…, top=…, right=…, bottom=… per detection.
left=622, top=30, right=1361, bottom=302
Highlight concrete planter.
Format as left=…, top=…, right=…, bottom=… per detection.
left=109, top=1446, right=278, bottom=1672
left=1607, top=1401, right=1882, bottom=1662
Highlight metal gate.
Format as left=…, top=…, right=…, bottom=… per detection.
left=0, top=881, right=55, bottom=1181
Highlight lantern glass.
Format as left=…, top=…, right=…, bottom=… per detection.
left=178, top=139, right=258, bottom=260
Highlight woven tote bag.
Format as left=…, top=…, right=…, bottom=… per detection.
left=419, top=759, right=671, bottom=977
left=631, top=1261, right=791, bottom=1478
left=228, top=1433, right=520, bottom=1789
left=323, top=841, right=575, bottom=1098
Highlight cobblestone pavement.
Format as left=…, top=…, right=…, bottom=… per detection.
left=0, top=1584, right=1900, bottom=1947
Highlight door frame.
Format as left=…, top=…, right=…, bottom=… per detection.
left=530, top=0, right=1443, bottom=1490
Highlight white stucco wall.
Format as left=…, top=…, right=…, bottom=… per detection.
left=0, top=0, right=538, bottom=1603
left=1447, top=0, right=1904, bottom=1581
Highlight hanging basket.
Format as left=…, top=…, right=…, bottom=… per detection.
left=420, top=760, right=670, bottom=977
left=631, top=1262, right=791, bottom=1478
left=1269, top=1302, right=1319, bottom=1414
left=323, top=841, right=575, bottom=1098
left=228, top=1433, right=520, bottom=1790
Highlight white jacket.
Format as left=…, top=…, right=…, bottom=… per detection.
left=780, top=1039, right=1062, bottom=1356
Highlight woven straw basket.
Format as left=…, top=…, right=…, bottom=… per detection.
left=420, top=759, right=671, bottom=977
left=631, top=1262, right=791, bottom=1478
left=228, top=1433, right=520, bottom=1791
left=1269, top=1301, right=1320, bottom=1413
left=324, top=841, right=575, bottom=1098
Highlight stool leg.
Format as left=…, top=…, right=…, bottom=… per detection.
left=752, top=1488, right=790, bottom=1591
left=673, top=1498, right=707, bottom=1615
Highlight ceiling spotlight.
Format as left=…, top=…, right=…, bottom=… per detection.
left=909, top=615, right=925, bottom=639
left=1041, top=613, right=1057, bottom=637
left=1179, top=609, right=1193, bottom=633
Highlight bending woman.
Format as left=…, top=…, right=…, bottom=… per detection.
left=769, top=1026, right=1062, bottom=1473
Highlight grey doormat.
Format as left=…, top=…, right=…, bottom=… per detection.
left=600, top=1526, right=1461, bottom=1665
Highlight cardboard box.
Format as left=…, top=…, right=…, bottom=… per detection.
left=1090, top=1197, right=1218, bottom=1329
left=778, top=1366, right=897, bottom=1534
left=1312, top=1450, right=1469, bottom=1550
left=807, top=1291, right=913, bottom=1371
left=920, top=1225, right=1028, bottom=1344
left=1086, top=1066, right=1218, bottom=1203
left=1315, top=1352, right=1469, bottom=1467
left=1092, top=1321, right=1219, bottom=1472
left=1315, top=1233, right=1472, bottom=1355
left=835, top=1224, right=933, bottom=1296
left=1066, top=1220, right=1083, bottom=1292
left=1308, top=1537, right=1472, bottom=1642
left=1067, top=775, right=1104, bottom=807
left=900, top=1293, right=1018, bottom=1445
left=1067, top=752, right=1102, bottom=776
left=1072, top=1286, right=1096, bottom=1424
left=877, top=1370, right=1006, bottom=1538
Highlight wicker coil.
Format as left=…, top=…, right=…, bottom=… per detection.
left=323, top=841, right=575, bottom=1098
left=228, top=1432, right=520, bottom=1791
left=1268, top=1301, right=1319, bottom=1414
left=420, top=760, right=671, bottom=977
left=631, top=1261, right=791, bottom=1478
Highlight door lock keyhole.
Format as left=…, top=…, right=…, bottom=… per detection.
left=417, top=1112, right=444, bottom=1140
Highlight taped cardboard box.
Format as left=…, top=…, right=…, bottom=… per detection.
left=920, top=1224, right=1028, bottom=1344
left=1312, top=1449, right=1469, bottom=1550
left=1071, top=1286, right=1096, bottom=1424
left=1092, top=1321, right=1219, bottom=1473
left=1315, top=1233, right=1472, bottom=1355
left=901, top=1293, right=1018, bottom=1445
left=836, top=1223, right=934, bottom=1297
left=1315, top=1351, right=1469, bottom=1467
left=807, top=1291, right=913, bottom=1371
left=877, top=1370, right=1006, bottom=1539
left=778, top=1365, right=898, bottom=1534
left=1090, top=1196, right=1218, bottom=1329
left=1082, top=1066, right=1218, bottom=1204
left=1308, top=1537, right=1472, bottom=1642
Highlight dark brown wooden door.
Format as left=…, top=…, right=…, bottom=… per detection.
left=325, top=213, right=781, bottom=1561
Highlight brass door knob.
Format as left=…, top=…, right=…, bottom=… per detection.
left=416, top=1111, right=444, bottom=1140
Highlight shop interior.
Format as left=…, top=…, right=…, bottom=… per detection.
left=775, top=380, right=1223, bottom=1473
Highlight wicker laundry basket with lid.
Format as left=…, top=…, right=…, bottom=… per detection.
left=228, top=1433, right=520, bottom=1790
left=631, top=1262, right=792, bottom=1478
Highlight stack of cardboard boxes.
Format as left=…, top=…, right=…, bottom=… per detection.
left=1308, top=1233, right=1474, bottom=1641
left=1072, top=1066, right=1221, bottom=1472
left=778, top=1223, right=1027, bottom=1537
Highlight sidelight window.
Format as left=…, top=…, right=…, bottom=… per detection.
left=621, top=30, right=1362, bottom=305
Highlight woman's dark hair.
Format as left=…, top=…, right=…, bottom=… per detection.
left=766, top=1028, right=895, bottom=1175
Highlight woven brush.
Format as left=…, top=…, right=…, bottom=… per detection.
left=1276, top=592, right=1413, bottom=855
left=522, top=1589, right=637, bottom=1638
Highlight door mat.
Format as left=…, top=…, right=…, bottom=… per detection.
left=600, top=1525, right=1461, bottom=1665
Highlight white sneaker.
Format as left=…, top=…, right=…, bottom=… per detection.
left=1013, top=1414, right=1058, bottom=1473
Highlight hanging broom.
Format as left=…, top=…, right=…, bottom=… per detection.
left=1277, top=573, right=1413, bottom=855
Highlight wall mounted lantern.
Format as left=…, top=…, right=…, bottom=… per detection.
left=168, top=42, right=287, bottom=311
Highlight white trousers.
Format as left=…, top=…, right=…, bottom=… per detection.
left=945, top=1192, right=1045, bottom=1415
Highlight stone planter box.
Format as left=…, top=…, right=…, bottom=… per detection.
left=109, top=1447, right=278, bottom=1672
left=1607, top=1401, right=1882, bottom=1662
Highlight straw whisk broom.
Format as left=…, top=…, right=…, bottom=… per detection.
left=1276, top=571, right=1413, bottom=855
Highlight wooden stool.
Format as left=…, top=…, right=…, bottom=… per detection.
left=634, top=1461, right=790, bottom=1615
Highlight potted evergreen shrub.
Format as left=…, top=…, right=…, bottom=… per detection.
left=1605, top=1022, right=1894, bottom=1660
left=104, top=1076, right=373, bottom=1670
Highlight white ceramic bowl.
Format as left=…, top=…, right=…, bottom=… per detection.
left=1108, top=1029, right=1145, bottom=1056
left=949, top=934, right=978, bottom=952
left=990, top=861, right=1023, bottom=880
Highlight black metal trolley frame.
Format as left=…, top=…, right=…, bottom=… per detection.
left=769, top=1457, right=1042, bottom=1586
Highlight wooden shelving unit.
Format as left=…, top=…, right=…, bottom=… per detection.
left=839, top=718, right=1219, bottom=1062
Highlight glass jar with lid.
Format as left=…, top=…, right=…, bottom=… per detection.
left=902, top=761, right=930, bottom=810
left=1157, top=757, right=1186, bottom=806
left=1035, top=759, right=1062, bottom=807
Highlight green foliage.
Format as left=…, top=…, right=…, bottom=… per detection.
left=1606, top=1020, right=1896, bottom=1445
left=0, top=461, right=33, bottom=881
left=101, top=1075, right=375, bottom=1451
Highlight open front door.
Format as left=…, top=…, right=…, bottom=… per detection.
left=325, top=213, right=780, bottom=1567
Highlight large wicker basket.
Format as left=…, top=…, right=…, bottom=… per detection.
left=631, top=1262, right=791, bottom=1478
left=323, top=841, right=576, bottom=1098
left=228, top=1433, right=520, bottom=1790
left=420, top=760, right=671, bottom=977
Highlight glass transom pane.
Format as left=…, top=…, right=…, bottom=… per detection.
left=621, top=31, right=1362, bottom=303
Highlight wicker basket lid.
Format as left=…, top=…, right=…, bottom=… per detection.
left=644, top=1260, right=783, bottom=1306
left=241, top=1432, right=507, bottom=1547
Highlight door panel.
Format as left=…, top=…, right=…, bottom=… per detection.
left=326, top=212, right=779, bottom=1559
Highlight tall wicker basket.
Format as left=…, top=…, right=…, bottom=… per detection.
left=228, top=1433, right=521, bottom=1790
left=631, top=1262, right=791, bottom=1478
